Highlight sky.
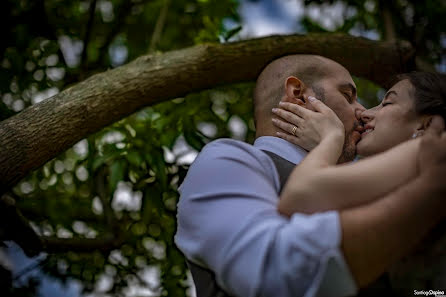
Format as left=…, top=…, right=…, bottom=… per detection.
left=238, top=0, right=305, bottom=37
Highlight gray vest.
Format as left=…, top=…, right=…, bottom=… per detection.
left=186, top=150, right=295, bottom=297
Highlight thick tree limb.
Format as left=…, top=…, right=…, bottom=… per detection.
left=0, top=33, right=415, bottom=192
left=41, top=233, right=124, bottom=253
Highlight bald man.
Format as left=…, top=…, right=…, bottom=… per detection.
left=175, top=55, right=446, bottom=297
left=253, top=55, right=364, bottom=163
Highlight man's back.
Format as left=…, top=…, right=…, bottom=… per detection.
left=175, top=137, right=357, bottom=297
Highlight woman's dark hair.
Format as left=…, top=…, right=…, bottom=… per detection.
left=396, top=71, right=446, bottom=121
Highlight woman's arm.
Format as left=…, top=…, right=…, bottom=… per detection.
left=272, top=97, right=346, bottom=168
left=272, top=98, right=420, bottom=217
left=278, top=137, right=420, bottom=216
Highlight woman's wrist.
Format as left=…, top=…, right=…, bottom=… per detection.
left=315, top=132, right=344, bottom=165
left=324, top=131, right=345, bottom=147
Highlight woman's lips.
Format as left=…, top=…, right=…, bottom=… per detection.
left=361, top=128, right=373, bottom=137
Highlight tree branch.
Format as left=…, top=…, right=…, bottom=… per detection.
left=80, top=0, right=98, bottom=76
left=1, top=192, right=125, bottom=255
left=0, top=33, right=415, bottom=192
left=19, top=204, right=103, bottom=223
left=95, top=0, right=134, bottom=69
left=41, top=233, right=125, bottom=253
left=0, top=193, right=43, bottom=257
left=379, top=0, right=396, bottom=41
left=95, top=166, right=116, bottom=228
left=149, top=0, right=170, bottom=52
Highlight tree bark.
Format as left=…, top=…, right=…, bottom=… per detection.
left=148, top=0, right=170, bottom=52
left=0, top=33, right=415, bottom=192
left=41, top=233, right=125, bottom=253
left=379, top=0, right=397, bottom=42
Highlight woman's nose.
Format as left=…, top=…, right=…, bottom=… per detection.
left=355, top=108, right=364, bottom=121
left=361, top=108, right=376, bottom=123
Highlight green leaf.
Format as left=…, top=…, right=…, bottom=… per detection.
left=183, top=131, right=205, bottom=151
left=222, top=25, right=242, bottom=41
left=92, top=156, right=106, bottom=171
left=109, top=159, right=127, bottom=193
left=126, top=151, right=143, bottom=167
left=153, top=153, right=167, bottom=189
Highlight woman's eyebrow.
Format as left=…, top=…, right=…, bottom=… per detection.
left=384, top=90, right=397, bottom=99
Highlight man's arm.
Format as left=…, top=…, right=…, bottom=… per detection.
left=175, top=139, right=357, bottom=297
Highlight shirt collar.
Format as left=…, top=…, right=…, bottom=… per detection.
left=253, top=136, right=308, bottom=165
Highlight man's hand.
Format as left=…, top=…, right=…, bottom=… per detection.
left=417, top=116, right=446, bottom=214
left=418, top=116, right=446, bottom=168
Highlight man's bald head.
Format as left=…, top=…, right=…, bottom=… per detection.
left=253, top=55, right=347, bottom=136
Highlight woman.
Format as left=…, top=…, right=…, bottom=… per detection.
left=270, top=71, right=446, bottom=216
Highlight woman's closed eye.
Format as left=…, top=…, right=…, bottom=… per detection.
left=382, top=101, right=392, bottom=107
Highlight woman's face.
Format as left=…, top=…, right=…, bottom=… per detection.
left=357, top=79, right=422, bottom=157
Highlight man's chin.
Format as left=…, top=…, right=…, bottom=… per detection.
left=338, top=135, right=361, bottom=163
left=338, top=152, right=356, bottom=164
left=338, top=143, right=356, bottom=164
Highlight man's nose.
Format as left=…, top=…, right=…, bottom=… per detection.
left=354, top=102, right=366, bottom=120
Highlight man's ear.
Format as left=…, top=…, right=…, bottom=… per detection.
left=283, top=76, right=306, bottom=104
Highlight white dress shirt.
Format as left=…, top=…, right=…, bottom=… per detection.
left=175, top=136, right=357, bottom=297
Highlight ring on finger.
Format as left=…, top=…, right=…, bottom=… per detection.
left=291, top=125, right=297, bottom=136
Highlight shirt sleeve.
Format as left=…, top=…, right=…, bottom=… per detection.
left=175, top=140, right=357, bottom=297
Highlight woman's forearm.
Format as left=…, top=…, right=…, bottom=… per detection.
left=293, top=132, right=344, bottom=172
left=279, top=138, right=421, bottom=216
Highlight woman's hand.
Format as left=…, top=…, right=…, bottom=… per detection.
left=271, top=96, right=345, bottom=150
